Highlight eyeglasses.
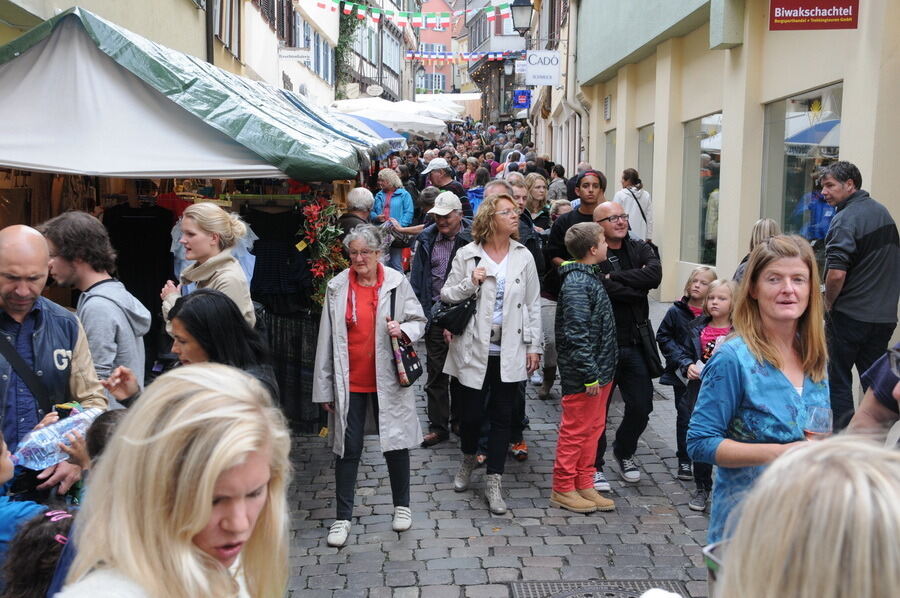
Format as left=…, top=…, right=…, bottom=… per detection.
left=596, top=214, right=629, bottom=224
left=495, top=209, right=520, bottom=217
left=348, top=249, right=375, bottom=258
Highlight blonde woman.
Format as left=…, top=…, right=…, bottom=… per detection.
left=688, top=235, right=829, bottom=543
left=442, top=194, right=542, bottom=515
left=59, top=364, right=291, bottom=598
left=371, top=168, right=415, bottom=272
left=717, top=436, right=900, bottom=598
left=732, top=218, right=781, bottom=282
left=523, top=172, right=551, bottom=231
left=161, top=203, right=255, bottom=328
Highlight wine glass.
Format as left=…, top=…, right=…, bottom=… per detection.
left=804, top=406, right=833, bottom=441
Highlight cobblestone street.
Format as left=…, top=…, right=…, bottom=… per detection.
left=286, top=302, right=710, bottom=598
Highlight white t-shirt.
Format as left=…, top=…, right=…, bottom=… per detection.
left=482, top=252, right=509, bottom=355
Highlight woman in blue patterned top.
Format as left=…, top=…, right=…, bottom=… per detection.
left=687, top=235, right=829, bottom=543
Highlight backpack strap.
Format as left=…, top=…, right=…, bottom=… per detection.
left=0, top=333, right=53, bottom=415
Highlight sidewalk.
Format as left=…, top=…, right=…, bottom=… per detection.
left=287, top=300, right=709, bottom=598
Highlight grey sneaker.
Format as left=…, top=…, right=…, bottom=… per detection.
left=616, top=455, right=641, bottom=483
left=593, top=470, right=611, bottom=492
left=676, top=461, right=693, bottom=481
left=454, top=454, right=477, bottom=492
left=689, top=488, right=710, bottom=512
left=484, top=473, right=508, bottom=515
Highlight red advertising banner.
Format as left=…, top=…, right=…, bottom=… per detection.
left=769, top=0, right=859, bottom=30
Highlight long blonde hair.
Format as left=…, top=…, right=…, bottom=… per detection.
left=182, top=203, right=248, bottom=250
left=718, top=435, right=900, bottom=598
left=471, top=193, right=519, bottom=244
left=67, top=364, right=291, bottom=598
left=733, top=235, right=827, bottom=381
left=523, top=172, right=548, bottom=214
left=682, top=266, right=717, bottom=297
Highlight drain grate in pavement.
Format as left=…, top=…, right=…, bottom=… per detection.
left=509, top=580, right=688, bottom=598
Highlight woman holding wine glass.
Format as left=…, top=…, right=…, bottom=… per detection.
left=687, top=235, right=830, bottom=544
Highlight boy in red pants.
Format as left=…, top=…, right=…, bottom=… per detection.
left=550, top=222, right=617, bottom=513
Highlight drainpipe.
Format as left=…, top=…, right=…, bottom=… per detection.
left=205, top=0, right=214, bottom=64
left=566, top=0, right=589, bottom=163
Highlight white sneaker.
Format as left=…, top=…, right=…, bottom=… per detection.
left=593, top=470, right=611, bottom=492
left=326, top=519, right=351, bottom=547
left=392, top=506, right=412, bottom=532
left=530, top=370, right=543, bottom=386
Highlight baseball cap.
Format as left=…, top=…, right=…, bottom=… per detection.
left=574, top=169, right=607, bottom=189
left=427, top=191, right=462, bottom=216
left=421, top=157, right=450, bottom=175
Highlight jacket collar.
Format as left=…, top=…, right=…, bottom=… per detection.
left=835, top=189, right=869, bottom=212
left=181, top=248, right=235, bottom=283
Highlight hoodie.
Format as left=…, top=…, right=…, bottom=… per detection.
left=77, top=279, right=151, bottom=398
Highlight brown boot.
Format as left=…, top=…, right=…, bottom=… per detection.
left=577, top=487, right=616, bottom=512
left=549, top=490, right=597, bottom=513
left=537, top=367, right=556, bottom=400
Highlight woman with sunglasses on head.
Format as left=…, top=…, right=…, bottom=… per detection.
left=687, top=235, right=829, bottom=544
left=441, top=194, right=542, bottom=515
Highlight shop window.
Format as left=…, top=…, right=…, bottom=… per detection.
left=213, top=0, right=241, bottom=59
left=681, top=113, right=722, bottom=265
left=637, top=124, right=654, bottom=194
left=762, top=83, right=842, bottom=273
left=604, top=129, right=616, bottom=188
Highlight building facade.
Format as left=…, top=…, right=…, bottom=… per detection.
left=551, top=0, right=899, bottom=301
left=466, top=0, right=524, bottom=123
left=415, top=0, right=452, bottom=93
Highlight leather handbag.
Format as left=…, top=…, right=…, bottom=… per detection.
left=636, top=319, right=665, bottom=379
left=389, top=289, right=423, bottom=388
left=431, top=257, right=481, bottom=335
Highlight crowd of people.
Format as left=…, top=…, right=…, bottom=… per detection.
left=0, top=107, right=897, bottom=598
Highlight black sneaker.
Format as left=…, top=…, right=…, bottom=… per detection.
left=689, top=488, right=710, bottom=512
left=616, top=455, right=641, bottom=483
left=676, top=461, right=693, bottom=481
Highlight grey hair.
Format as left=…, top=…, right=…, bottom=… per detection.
left=377, top=168, right=403, bottom=190
left=342, top=223, right=383, bottom=252
left=484, top=179, right=513, bottom=196
left=346, top=187, right=375, bottom=213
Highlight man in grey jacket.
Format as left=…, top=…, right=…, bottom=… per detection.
left=820, top=161, right=900, bottom=429
left=40, top=211, right=151, bottom=405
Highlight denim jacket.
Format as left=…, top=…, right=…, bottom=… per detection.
left=687, top=336, right=829, bottom=543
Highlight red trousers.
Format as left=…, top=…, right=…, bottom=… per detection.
left=552, top=383, right=613, bottom=492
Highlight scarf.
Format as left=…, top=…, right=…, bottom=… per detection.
left=346, top=263, right=385, bottom=327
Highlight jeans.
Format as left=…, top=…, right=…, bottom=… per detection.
left=424, top=325, right=455, bottom=435
left=335, top=392, right=410, bottom=520
left=826, top=311, right=896, bottom=430
left=386, top=247, right=404, bottom=272
left=673, top=383, right=690, bottom=463
left=596, top=345, right=655, bottom=468
left=453, top=356, right=518, bottom=475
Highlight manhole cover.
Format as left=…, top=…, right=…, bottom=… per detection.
left=509, top=580, right=688, bottom=598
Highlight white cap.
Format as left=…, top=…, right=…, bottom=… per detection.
left=421, top=157, right=450, bottom=175
left=427, top=191, right=462, bottom=216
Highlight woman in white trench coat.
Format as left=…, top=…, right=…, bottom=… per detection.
left=313, top=224, right=427, bottom=548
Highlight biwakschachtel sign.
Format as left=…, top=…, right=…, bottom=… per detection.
left=769, top=0, right=859, bottom=30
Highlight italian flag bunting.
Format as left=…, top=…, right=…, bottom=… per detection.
left=439, top=12, right=451, bottom=28
left=342, top=2, right=353, bottom=16
left=395, top=12, right=409, bottom=27
left=485, top=6, right=497, bottom=22
left=356, top=6, right=367, bottom=20
left=330, top=0, right=339, bottom=12
left=410, top=12, right=423, bottom=27
left=370, top=8, right=381, bottom=23
left=316, top=1, right=326, bottom=9
left=499, top=3, right=511, bottom=19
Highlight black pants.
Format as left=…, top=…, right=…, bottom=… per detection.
left=335, top=392, right=409, bottom=520
left=826, top=311, right=896, bottom=430
left=673, top=383, right=691, bottom=463
left=596, top=345, right=655, bottom=468
left=681, top=381, right=713, bottom=489
left=453, top=356, right=518, bottom=475
left=424, top=325, right=456, bottom=435
left=510, top=381, right=527, bottom=443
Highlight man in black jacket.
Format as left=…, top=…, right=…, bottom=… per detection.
left=592, top=201, right=662, bottom=488
left=410, top=192, right=472, bottom=447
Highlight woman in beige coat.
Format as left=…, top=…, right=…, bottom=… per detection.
left=312, top=224, right=426, bottom=548
left=441, top=193, right=542, bottom=515
left=161, top=203, right=255, bottom=329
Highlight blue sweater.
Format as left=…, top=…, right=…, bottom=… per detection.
left=687, top=337, right=829, bottom=543
left=0, top=496, right=46, bottom=577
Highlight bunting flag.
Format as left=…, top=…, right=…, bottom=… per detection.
left=342, top=2, right=353, bottom=15
left=410, top=13, right=423, bottom=27
left=405, top=50, right=518, bottom=64
left=499, top=3, right=511, bottom=19
left=395, top=12, right=409, bottom=27
left=316, top=1, right=327, bottom=9
left=330, top=0, right=339, bottom=11
left=439, top=12, right=451, bottom=28
left=485, top=6, right=497, bottom=22
left=356, top=7, right=366, bottom=20
left=370, top=7, right=381, bottom=23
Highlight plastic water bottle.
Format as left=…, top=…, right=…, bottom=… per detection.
left=11, top=408, right=103, bottom=470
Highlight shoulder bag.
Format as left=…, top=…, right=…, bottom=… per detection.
left=389, top=288, right=423, bottom=388
left=628, top=188, right=660, bottom=260
left=431, top=257, right=481, bottom=335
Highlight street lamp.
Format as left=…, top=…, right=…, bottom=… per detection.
left=510, top=0, right=533, bottom=37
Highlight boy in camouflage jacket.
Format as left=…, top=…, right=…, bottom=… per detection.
left=550, top=222, right=618, bottom=514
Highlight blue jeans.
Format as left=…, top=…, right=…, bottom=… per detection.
left=596, top=345, right=655, bottom=468
left=387, top=247, right=404, bottom=272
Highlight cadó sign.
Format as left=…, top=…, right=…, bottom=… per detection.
left=524, top=50, right=561, bottom=87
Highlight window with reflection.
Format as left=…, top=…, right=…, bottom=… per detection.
left=681, top=113, right=722, bottom=265
left=638, top=124, right=654, bottom=194
left=604, top=129, right=616, bottom=186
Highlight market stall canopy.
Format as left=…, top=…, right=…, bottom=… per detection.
left=0, top=8, right=362, bottom=180
left=329, top=112, right=407, bottom=159
left=332, top=97, right=450, bottom=138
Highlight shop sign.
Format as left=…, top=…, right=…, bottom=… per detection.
left=524, top=51, right=561, bottom=87
left=515, top=60, right=527, bottom=74
left=769, top=0, right=859, bottom=30
left=512, top=89, right=531, bottom=109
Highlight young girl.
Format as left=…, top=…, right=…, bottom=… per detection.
left=2, top=509, right=73, bottom=598
left=677, top=278, right=737, bottom=512
left=656, top=267, right=716, bottom=483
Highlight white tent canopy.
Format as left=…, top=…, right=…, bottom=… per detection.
left=0, top=18, right=286, bottom=178
left=331, top=97, right=448, bottom=139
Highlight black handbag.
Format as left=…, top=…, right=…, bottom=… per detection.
left=389, top=289, right=423, bottom=388
left=431, top=257, right=481, bottom=335
left=636, top=319, right=665, bottom=379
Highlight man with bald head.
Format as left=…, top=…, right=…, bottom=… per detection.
left=0, top=226, right=106, bottom=495
left=589, top=201, right=661, bottom=490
